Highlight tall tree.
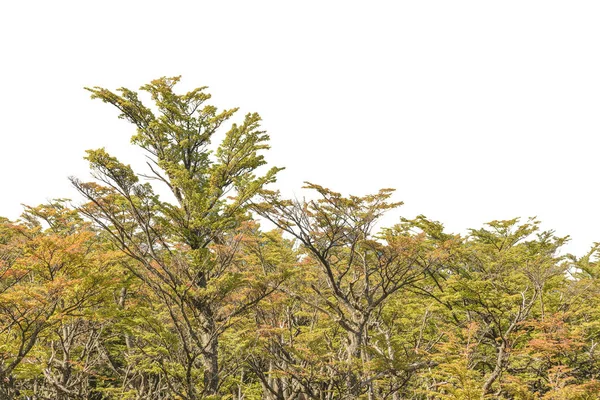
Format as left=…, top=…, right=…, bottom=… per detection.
left=255, top=184, right=454, bottom=398
left=71, top=76, right=281, bottom=397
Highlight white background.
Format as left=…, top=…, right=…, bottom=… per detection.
left=1, top=1, right=599, bottom=255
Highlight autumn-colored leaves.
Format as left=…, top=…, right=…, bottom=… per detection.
left=1, top=78, right=600, bottom=399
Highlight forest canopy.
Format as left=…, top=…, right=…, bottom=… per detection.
left=1, top=77, right=599, bottom=400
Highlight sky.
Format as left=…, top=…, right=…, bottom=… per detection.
left=1, top=1, right=599, bottom=255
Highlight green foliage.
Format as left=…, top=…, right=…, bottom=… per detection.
left=1, top=76, right=599, bottom=399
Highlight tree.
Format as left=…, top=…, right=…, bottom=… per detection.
left=0, top=201, right=115, bottom=399
left=425, top=218, right=569, bottom=397
left=255, top=184, right=454, bottom=398
left=71, top=76, right=281, bottom=397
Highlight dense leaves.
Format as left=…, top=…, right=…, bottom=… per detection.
left=1, top=78, right=599, bottom=399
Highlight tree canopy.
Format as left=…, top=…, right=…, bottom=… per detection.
left=1, top=77, right=599, bottom=399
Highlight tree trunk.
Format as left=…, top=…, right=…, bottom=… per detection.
left=346, top=314, right=367, bottom=397
left=482, top=340, right=507, bottom=395
left=201, top=323, right=219, bottom=395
